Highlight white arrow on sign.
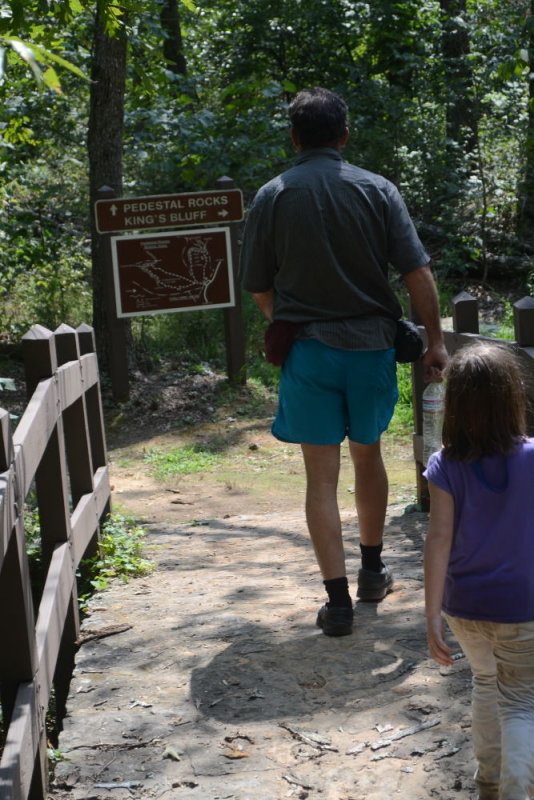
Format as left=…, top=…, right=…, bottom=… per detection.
left=218, top=209, right=229, bottom=217
left=110, top=204, right=118, bottom=216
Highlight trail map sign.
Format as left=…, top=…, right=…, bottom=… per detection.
left=110, top=227, right=235, bottom=318
left=96, top=189, right=244, bottom=233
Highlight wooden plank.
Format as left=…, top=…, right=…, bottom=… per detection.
left=0, top=681, right=42, bottom=800
left=34, top=542, right=77, bottom=711
left=11, top=380, right=59, bottom=499
left=52, top=594, right=79, bottom=733
left=0, top=471, right=17, bottom=572
left=0, top=408, right=13, bottom=472
left=56, top=361, right=85, bottom=410
left=80, top=352, right=100, bottom=390
left=70, top=467, right=111, bottom=565
left=0, top=515, right=36, bottom=731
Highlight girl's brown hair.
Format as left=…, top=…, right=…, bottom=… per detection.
left=442, top=342, right=527, bottom=461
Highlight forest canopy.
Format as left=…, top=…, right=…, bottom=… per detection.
left=1, top=0, right=533, bottom=357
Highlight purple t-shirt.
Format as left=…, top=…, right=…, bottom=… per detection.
left=424, top=438, right=534, bottom=622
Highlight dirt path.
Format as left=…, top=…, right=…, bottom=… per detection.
left=48, top=417, right=477, bottom=800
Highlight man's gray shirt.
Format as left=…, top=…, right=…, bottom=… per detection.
left=239, top=148, right=429, bottom=350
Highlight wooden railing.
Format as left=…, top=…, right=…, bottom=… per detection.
left=0, top=324, right=110, bottom=800
left=413, top=293, right=534, bottom=509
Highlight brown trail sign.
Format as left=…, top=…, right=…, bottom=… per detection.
left=95, top=188, right=244, bottom=233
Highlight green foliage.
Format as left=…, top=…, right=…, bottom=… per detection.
left=23, top=505, right=153, bottom=612
left=390, top=362, right=414, bottom=434
left=1, top=0, right=533, bottom=377
left=144, top=443, right=222, bottom=479
left=79, top=512, right=154, bottom=602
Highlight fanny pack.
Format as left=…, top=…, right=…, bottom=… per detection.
left=394, top=319, right=424, bottom=363
left=264, top=320, right=303, bottom=366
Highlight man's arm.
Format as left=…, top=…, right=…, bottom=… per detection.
left=403, top=265, right=448, bottom=381
left=252, top=289, right=274, bottom=323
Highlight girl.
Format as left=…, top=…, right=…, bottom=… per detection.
left=424, top=342, right=534, bottom=800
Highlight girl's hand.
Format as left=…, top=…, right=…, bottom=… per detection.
left=426, top=614, right=454, bottom=666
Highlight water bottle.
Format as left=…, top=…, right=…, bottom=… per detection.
left=422, top=382, right=445, bottom=466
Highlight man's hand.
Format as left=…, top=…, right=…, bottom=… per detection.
left=423, top=341, right=448, bottom=383
left=403, top=265, right=449, bottom=381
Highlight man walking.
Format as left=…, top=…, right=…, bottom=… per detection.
left=240, top=87, right=447, bottom=636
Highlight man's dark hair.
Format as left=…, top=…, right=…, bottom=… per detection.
left=288, top=87, right=348, bottom=148
left=442, top=342, right=527, bottom=461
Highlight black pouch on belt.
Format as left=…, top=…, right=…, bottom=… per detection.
left=394, top=319, right=424, bottom=363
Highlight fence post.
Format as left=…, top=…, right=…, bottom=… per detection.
left=21, top=326, right=71, bottom=567
left=21, top=325, right=81, bottom=748
left=95, top=184, right=130, bottom=402
left=409, top=300, right=428, bottom=509
left=0, top=410, right=37, bottom=737
left=452, top=291, right=479, bottom=333
left=77, top=323, right=108, bottom=473
left=52, top=324, right=93, bottom=732
left=216, top=175, right=246, bottom=385
left=514, top=296, right=534, bottom=346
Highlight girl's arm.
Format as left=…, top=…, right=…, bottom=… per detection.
left=424, top=482, right=455, bottom=666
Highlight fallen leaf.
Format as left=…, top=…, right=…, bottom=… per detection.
left=223, top=748, right=250, bottom=759
left=163, top=746, right=182, bottom=762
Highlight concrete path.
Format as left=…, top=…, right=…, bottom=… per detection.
left=49, top=506, right=476, bottom=800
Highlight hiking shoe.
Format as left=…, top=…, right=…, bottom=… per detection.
left=356, top=565, right=393, bottom=601
left=316, top=604, right=353, bottom=636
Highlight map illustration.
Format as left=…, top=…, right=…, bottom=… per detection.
left=112, top=228, right=234, bottom=317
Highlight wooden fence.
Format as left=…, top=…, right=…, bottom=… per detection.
left=413, top=292, right=534, bottom=509
left=0, top=324, right=111, bottom=800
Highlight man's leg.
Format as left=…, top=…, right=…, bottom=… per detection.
left=349, top=439, right=388, bottom=546
left=301, top=443, right=353, bottom=636
left=349, top=439, right=393, bottom=600
left=301, top=443, right=344, bottom=579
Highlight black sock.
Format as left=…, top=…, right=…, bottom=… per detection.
left=360, top=543, right=384, bottom=572
left=323, top=576, right=352, bottom=608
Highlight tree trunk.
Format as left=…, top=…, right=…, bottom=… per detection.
left=160, top=0, right=187, bottom=76
left=440, top=0, right=478, bottom=154
left=87, top=7, right=128, bottom=375
left=519, top=1, right=534, bottom=239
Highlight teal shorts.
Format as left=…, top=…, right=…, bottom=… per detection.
left=272, top=339, right=398, bottom=445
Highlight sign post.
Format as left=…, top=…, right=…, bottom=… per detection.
left=95, top=185, right=130, bottom=402
left=217, top=176, right=246, bottom=385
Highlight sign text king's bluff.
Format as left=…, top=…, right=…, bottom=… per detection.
left=95, top=189, right=244, bottom=233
